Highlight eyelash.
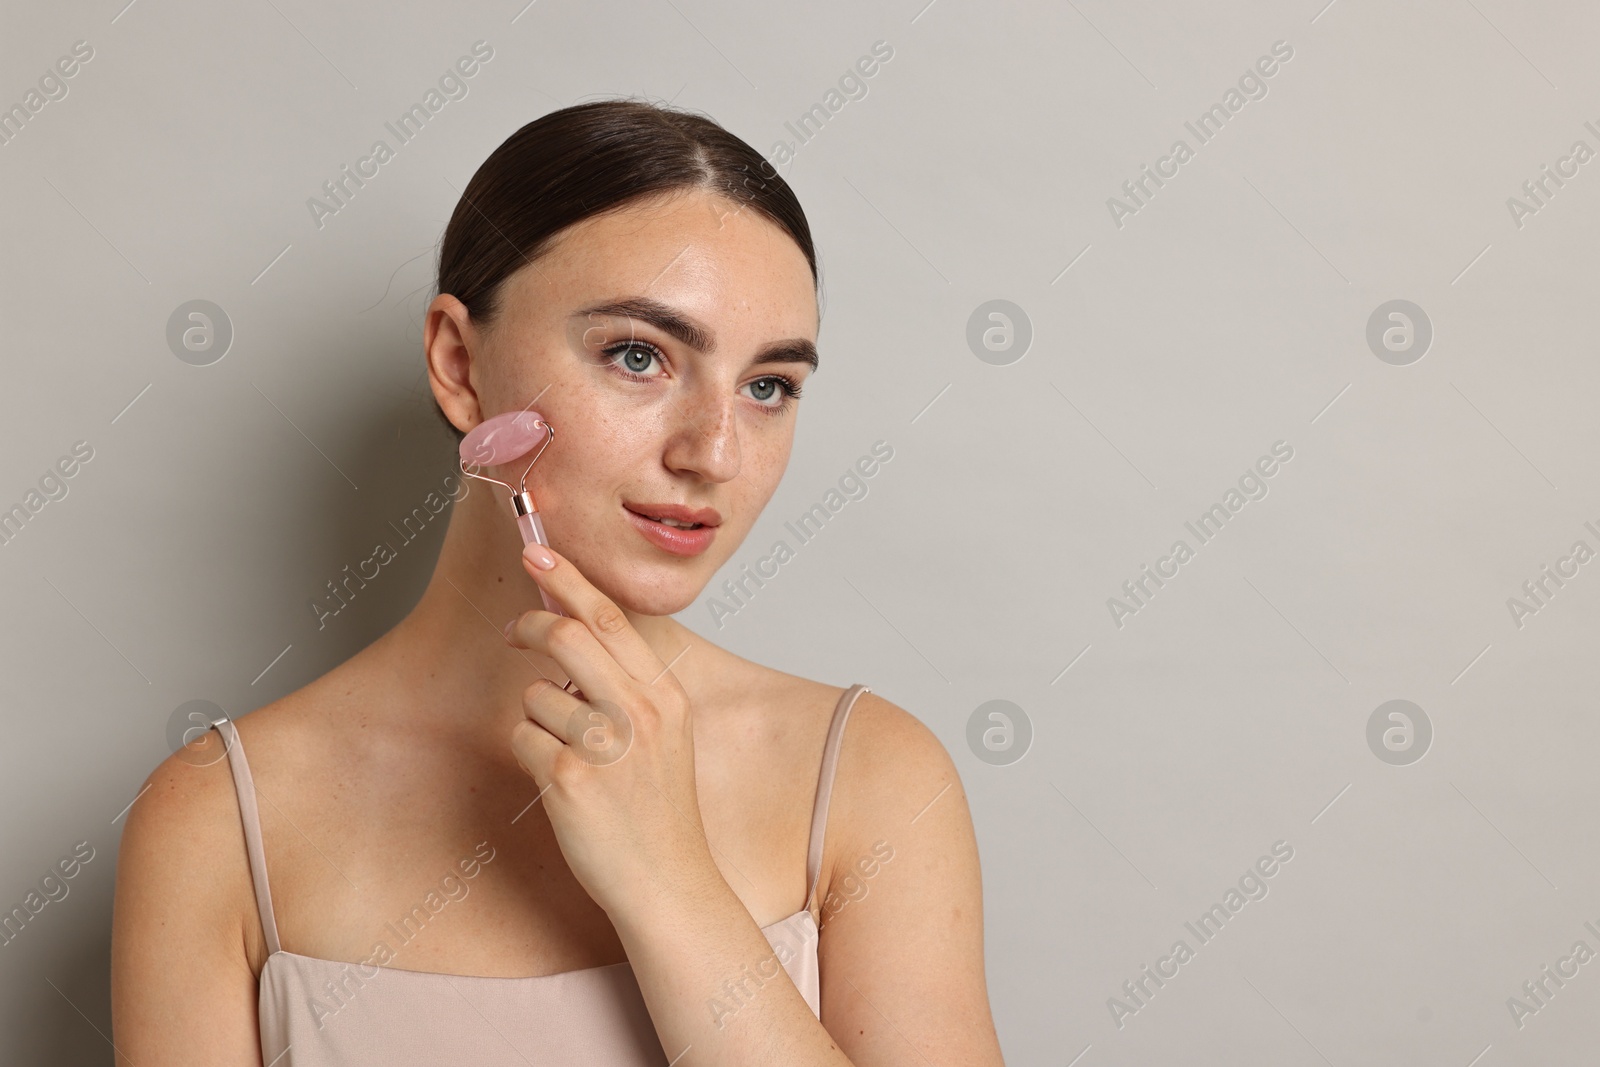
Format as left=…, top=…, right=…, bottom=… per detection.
left=600, top=339, right=804, bottom=414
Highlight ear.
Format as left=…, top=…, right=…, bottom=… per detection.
left=425, top=293, right=484, bottom=436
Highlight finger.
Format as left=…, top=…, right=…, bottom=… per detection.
left=519, top=542, right=678, bottom=685
left=508, top=609, right=629, bottom=705
left=510, top=716, right=564, bottom=790
left=515, top=679, right=635, bottom=769
left=520, top=676, right=584, bottom=745
left=501, top=616, right=587, bottom=700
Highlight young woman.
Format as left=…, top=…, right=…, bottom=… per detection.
left=111, top=99, right=1005, bottom=1067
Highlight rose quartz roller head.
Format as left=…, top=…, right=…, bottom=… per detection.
left=459, top=409, right=568, bottom=621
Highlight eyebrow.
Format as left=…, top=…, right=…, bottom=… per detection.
left=573, top=297, right=819, bottom=372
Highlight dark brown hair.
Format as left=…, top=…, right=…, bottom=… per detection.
left=430, top=97, right=819, bottom=442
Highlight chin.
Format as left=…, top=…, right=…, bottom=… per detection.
left=585, top=558, right=710, bottom=619
left=617, top=591, right=697, bottom=617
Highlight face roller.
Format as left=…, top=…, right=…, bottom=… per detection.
left=459, top=409, right=581, bottom=694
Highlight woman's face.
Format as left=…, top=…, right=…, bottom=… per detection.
left=455, top=188, right=819, bottom=617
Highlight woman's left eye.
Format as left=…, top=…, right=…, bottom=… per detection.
left=742, top=375, right=803, bottom=412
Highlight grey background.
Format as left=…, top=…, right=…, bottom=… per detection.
left=3, top=0, right=1597, bottom=1063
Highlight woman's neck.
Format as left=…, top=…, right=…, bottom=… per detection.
left=369, top=500, right=725, bottom=737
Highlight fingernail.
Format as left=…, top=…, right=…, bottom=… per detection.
left=503, top=617, right=519, bottom=643
left=524, top=543, right=556, bottom=570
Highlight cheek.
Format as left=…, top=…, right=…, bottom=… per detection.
left=482, top=337, right=557, bottom=402
left=719, top=445, right=789, bottom=528
left=751, top=435, right=795, bottom=490
left=538, top=395, right=632, bottom=471
left=544, top=450, right=613, bottom=509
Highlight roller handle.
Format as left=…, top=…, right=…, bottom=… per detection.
left=515, top=509, right=568, bottom=619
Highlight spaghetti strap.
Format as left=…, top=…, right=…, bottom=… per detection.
left=804, top=684, right=871, bottom=914
left=211, top=717, right=282, bottom=957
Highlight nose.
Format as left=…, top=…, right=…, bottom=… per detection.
left=661, top=390, right=742, bottom=484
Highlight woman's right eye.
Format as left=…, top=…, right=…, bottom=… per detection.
left=601, top=340, right=667, bottom=380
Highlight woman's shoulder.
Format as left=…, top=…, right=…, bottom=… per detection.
left=734, top=664, right=959, bottom=844
left=819, top=685, right=966, bottom=883
left=131, top=663, right=352, bottom=812
left=732, top=664, right=951, bottom=783
left=114, top=712, right=267, bottom=975
left=122, top=680, right=315, bottom=856
left=729, top=671, right=969, bottom=928
left=833, top=686, right=958, bottom=797
left=116, top=667, right=358, bottom=968
left=706, top=661, right=954, bottom=812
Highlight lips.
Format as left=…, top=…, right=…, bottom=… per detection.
left=622, top=504, right=719, bottom=557
left=622, top=502, right=723, bottom=528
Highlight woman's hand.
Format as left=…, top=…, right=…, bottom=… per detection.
left=502, top=541, right=719, bottom=924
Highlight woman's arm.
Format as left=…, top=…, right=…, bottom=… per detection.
left=110, top=747, right=266, bottom=1066
left=505, top=546, right=1005, bottom=1064
left=814, top=693, right=1006, bottom=1064
left=610, top=692, right=1006, bottom=1066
